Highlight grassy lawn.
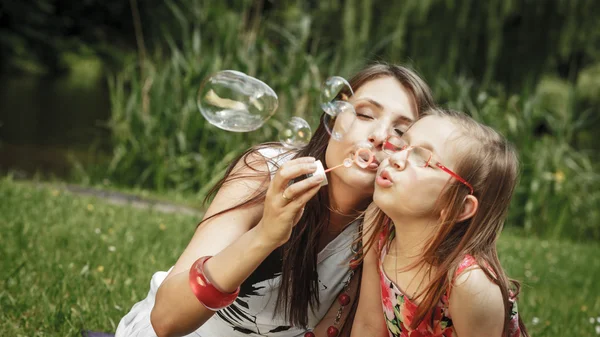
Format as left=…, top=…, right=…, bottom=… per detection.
left=1, top=177, right=599, bottom=336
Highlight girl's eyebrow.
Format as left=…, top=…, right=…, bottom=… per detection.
left=416, top=141, right=436, bottom=154
left=403, top=133, right=437, bottom=154
left=352, top=97, right=414, bottom=124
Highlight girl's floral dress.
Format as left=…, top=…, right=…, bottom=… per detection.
left=378, top=232, right=521, bottom=337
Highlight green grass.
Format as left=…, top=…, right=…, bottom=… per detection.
left=0, top=177, right=199, bottom=336
left=1, top=177, right=599, bottom=336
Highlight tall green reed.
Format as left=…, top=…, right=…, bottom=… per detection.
left=91, top=0, right=599, bottom=240
left=437, top=76, right=600, bottom=241
left=100, top=0, right=331, bottom=197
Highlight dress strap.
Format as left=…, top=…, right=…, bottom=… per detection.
left=454, top=254, right=478, bottom=278
left=446, top=255, right=478, bottom=300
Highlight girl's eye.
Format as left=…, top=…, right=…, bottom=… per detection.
left=393, top=128, right=405, bottom=136
left=383, top=142, right=399, bottom=152
left=424, top=161, right=437, bottom=169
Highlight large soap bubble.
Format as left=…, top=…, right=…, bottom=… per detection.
left=320, top=76, right=357, bottom=141
left=198, top=70, right=278, bottom=132
left=323, top=100, right=357, bottom=141
left=320, top=76, right=353, bottom=115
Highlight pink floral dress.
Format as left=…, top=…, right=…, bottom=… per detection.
left=378, top=232, right=521, bottom=337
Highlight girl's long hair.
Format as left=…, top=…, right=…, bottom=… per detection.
left=201, top=62, right=435, bottom=327
left=362, top=109, right=529, bottom=336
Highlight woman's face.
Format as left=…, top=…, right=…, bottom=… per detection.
left=325, top=76, right=418, bottom=195
left=373, top=115, right=462, bottom=219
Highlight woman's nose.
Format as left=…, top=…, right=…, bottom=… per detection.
left=367, top=124, right=390, bottom=148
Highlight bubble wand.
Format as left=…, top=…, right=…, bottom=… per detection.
left=301, top=148, right=374, bottom=187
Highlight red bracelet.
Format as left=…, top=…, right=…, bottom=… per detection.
left=188, top=256, right=240, bottom=310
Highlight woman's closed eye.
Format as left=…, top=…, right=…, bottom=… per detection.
left=354, top=106, right=375, bottom=120
left=356, top=113, right=374, bottom=120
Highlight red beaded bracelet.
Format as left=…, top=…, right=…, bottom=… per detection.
left=188, top=256, right=240, bottom=310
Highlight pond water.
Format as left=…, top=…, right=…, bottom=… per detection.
left=0, top=74, right=111, bottom=177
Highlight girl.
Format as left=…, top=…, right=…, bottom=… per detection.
left=115, top=63, right=435, bottom=337
left=352, top=109, right=528, bottom=337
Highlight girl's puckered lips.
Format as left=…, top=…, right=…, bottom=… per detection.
left=375, top=169, right=394, bottom=188
left=379, top=169, right=393, bottom=182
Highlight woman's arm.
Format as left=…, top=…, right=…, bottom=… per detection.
left=151, top=154, right=323, bottom=337
left=448, top=268, right=505, bottom=337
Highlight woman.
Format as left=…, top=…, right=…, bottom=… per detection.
left=115, top=63, right=435, bottom=337
left=351, top=109, right=528, bottom=337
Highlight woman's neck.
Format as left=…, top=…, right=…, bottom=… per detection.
left=327, top=181, right=371, bottom=232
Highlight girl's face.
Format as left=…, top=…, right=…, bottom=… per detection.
left=325, top=76, right=417, bottom=194
left=373, top=116, right=462, bottom=219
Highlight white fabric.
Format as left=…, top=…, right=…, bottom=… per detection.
left=116, top=147, right=359, bottom=337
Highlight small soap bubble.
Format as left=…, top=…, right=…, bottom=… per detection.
left=278, top=117, right=312, bottom=148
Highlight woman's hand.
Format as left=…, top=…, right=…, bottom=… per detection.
left=256, top=157, right=324, bottom=247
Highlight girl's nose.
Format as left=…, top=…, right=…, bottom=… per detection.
left=388, top=149, right=408, bottom=170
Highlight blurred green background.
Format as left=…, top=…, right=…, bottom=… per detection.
left=0, top=1, right=599, bottom=335
left=2, top=0, right=598, bottom=241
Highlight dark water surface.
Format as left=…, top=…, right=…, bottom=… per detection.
left=0, top=74, right=111, bottom=177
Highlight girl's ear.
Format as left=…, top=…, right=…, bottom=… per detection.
left=439, top=195, right=478, bottom=222
left=456, top=195, right=478, bottom=222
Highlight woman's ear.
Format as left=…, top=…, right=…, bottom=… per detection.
left=456, top=195, right=478, bottom=222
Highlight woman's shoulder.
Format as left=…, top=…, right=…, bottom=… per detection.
left=255, top=144, right=295, bottom=160
left=252, top=143, right=298, bottom=173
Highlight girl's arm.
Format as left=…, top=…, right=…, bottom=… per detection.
left=448, top=268, right=505, bottom=337
left=151, top=154, right=323, bottom=337
left=349, top=246, right=387, bottom=337
left=350, top=205, right=387, bottom=337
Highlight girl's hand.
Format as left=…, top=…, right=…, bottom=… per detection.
left=257, top=157, right=324, bottom=247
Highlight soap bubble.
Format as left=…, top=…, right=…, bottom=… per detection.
left=353, top=147, right=374, bottom=168
left=319, top=76, right=357, bottom=141
left=198, top=70, right=278, bottom=132
left=278, top=117, right=312, bottom=148
left=320, top=76, right=353, bottom=115
left=323, top=101, right=357, bottom=141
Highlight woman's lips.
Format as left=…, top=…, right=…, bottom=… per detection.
left=367, top=159, right=379, bottom=170
left=354, top=151, right=380, bottom=170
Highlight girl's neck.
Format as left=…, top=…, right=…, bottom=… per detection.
left=389, top=216, right=437, bottom=269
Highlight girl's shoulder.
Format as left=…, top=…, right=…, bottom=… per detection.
left=451, top=255, right=496, bottom=295
left=449, top=256, right=522, bottom=336
left=454, top=254, right=478, bottom=278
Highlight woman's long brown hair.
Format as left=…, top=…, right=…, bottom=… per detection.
left=362, top=109, right=529, bottom=336
left=201, top=62, right=435, bottom=328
